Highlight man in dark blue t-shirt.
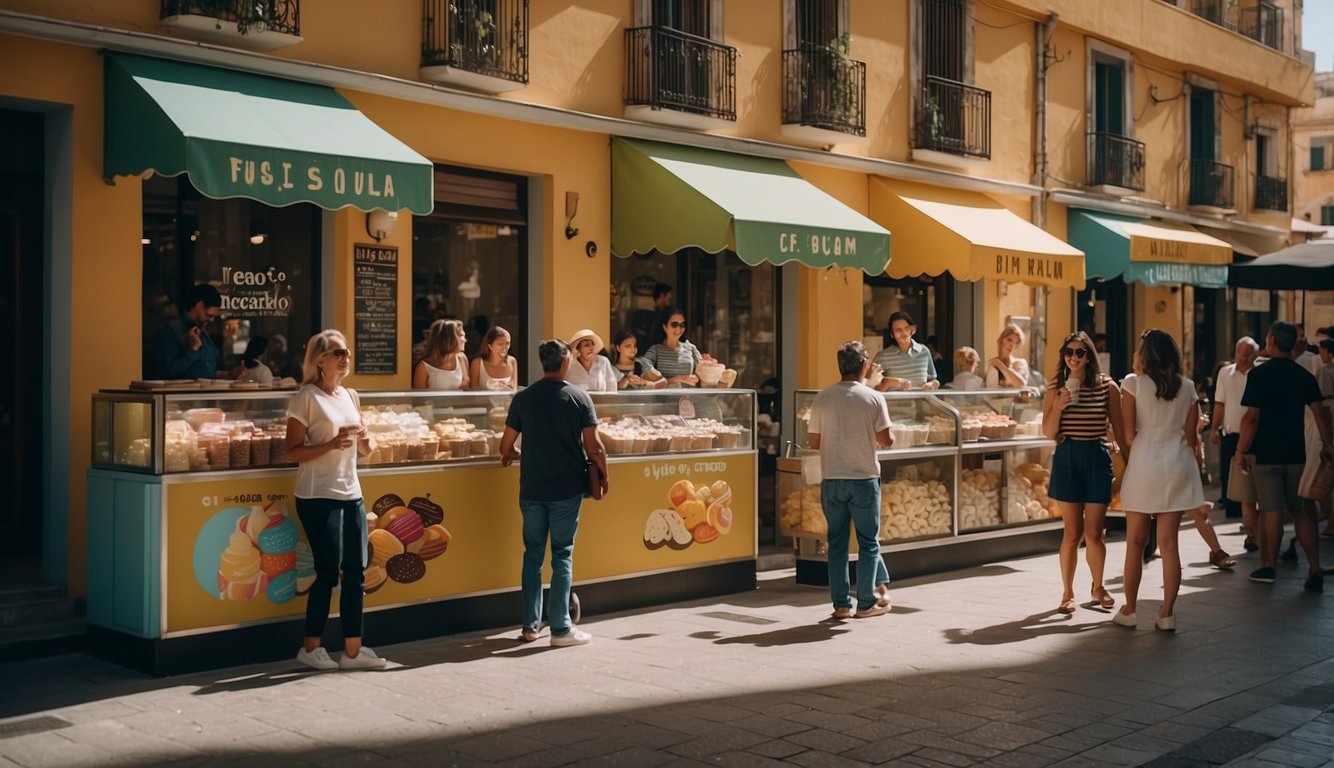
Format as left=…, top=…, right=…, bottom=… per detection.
left=1238, top=321, right=1334, bottom=590
left=500, top=339, right=608, bottom=647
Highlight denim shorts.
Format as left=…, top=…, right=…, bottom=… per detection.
left=1048, top=439, right=1113, bottom=505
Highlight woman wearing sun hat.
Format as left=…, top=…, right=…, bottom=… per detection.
left=565, top=328, right=619, bottom=391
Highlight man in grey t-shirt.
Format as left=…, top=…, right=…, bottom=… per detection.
left=808, top=341, right=895, bottom=619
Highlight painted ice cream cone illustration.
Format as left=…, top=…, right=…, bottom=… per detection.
left=217, top=529, right=268, bottom=601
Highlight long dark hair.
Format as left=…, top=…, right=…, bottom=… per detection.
left=1053, top=331, right=1102, bottom=390
left=1136, top=329, right=1183, bottom=401
left=605, top=329, right=636, bottom=365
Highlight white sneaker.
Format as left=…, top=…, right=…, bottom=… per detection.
left=549, top=627, right=592, bottom=647
left=338, top=646, right=388, bottom=670
left=296, top=647, right=338, bottom=671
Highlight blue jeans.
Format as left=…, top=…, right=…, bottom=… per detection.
left=295, top=497, right=368, bottom=639
left=519, top=494, right=583, bottom=636
left=822, top=479, right=889, bottom=612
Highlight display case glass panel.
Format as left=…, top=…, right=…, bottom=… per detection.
left=933, top=388, right=1045, bottom=441
left=92, top=388, right=757, bottom=475
left=793, top=389, right=959, bottom=450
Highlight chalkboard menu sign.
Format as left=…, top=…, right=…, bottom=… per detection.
left=353, top=243, right=398, bottom=374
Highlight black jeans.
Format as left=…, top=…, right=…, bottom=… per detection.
left=1218, top=433, right=1240, bottom=518
left=296, top=497, right=368, bottom=639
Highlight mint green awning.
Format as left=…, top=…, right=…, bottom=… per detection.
left=612, top=138, right=890, bottom=273
left=1067, top=209, right=1230, bottom=288
left=104, top=53, right=433, bottom=214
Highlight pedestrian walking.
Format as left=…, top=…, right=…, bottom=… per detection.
left=1114, top=330, right=1205, bottom=632
left=499, top=339, right=609, bottom=646
left=285, top=329, right=385, bottom=671
left=807, top=341, right=894, bottom=620
left=1044, top=331, right=1129, bottom=615
left=1237, top=322, right=1334, bottom=591
left=1211, top=337, right=1261, bottom=549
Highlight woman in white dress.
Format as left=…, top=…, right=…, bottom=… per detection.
left=1115, top=329, right=1204, bottom=632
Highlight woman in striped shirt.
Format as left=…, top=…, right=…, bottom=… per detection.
left=641, top=307, right=703, bottom=387
left=1043, top=331, right=1129, bottom=616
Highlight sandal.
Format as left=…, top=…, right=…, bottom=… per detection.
left=875, top=584, right=891, bottom=609
left=1209, top=550, right=1237, bottom=569
left=1092, top=586, right=1115, bottom=609
left=1057, top=597, right=1077, bottom=615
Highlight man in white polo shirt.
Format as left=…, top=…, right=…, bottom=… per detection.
left=1212, top=336, right=1260, bottom=548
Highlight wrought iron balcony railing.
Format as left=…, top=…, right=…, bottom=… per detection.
left=160, top=0, right=300, bottom=36
left=624, top=26, right=737, bottom=122
left=1191, top=0, right=1233, bottom=30
left=1240, top=5, right=1284, bottom=52
left=1087, top=132, right=1146, bottom=192
left=782, top=47, right=866, bottom=137
left=421, top=0, right=528, bottom=85
left=916, top=75, right=991, bottom=159
left=1189, top=159, right=1236, bottom=209
left=1254, top=174, right=1288, bottom=211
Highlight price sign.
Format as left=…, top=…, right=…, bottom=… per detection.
left=353, top=243, right=398, bottom=374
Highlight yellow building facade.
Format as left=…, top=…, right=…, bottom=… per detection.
left=0, top=0, right=1313, bottom=596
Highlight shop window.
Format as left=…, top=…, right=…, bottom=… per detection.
left=412, top=166, right=527, bottom=373
left=863, top=275, right=951, bottom=380
left=141, top=175, right=320, bottom=380
left=610, top=249, right=781, bottom=393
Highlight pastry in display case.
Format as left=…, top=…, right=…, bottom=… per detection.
left=779, top=454, right=955, bottom=544
left=92, top=388, right=757, bottom=475
left=933, top=389, right=1046, bottom=442
left=792, top=390, right=960, bottom=451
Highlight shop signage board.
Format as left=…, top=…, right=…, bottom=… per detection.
left=353, top=244, right=397, bottom=374
left=163, top=454, right=755, bottom=634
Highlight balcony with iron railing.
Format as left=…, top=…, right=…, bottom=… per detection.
left=624, top=26, right=736, bottom=130
left=420, top=0, right=528, bottom=92
left=781, top=46, right=866, bottom=142
left=914, top=75, right=991, bottom=161
left=1189, top=159, right=1236, bottom=209
left=1087, top=133, right=1146, bottom=193
left=1240, top=5, right=1284, bottom=52
left=1254, top=174, right=1288, bottom=211
left=159, top=0, right=301, bottom=49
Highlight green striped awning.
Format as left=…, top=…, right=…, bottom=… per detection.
left=104, top=53, right=433, bottom=214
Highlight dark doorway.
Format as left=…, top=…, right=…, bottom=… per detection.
left=0, top=109, right=47, bottom=576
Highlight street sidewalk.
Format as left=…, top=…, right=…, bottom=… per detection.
left=1, top=516, right=1331, bottom=768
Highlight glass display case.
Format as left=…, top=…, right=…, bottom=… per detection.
left=92, top=388, right=757, bottom=475
left=792, top=390, right=961, bottom=451
left=779, top=452, right=957, bottom=544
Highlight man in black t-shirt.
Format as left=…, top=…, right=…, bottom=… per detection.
left=499, top=340, right=608, bottom=647
left=1238, top=321, right=1334, bottom=590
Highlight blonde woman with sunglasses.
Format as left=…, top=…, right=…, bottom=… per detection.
left=1044, top=331, right=1129, bottom=616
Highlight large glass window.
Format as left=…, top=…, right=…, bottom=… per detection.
left=141, top=176, right=320, bottom=380
left=411, top=166, right=527, bottom=373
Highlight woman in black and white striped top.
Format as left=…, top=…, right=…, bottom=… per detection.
left=1043, top=331, right=1129, bottom=616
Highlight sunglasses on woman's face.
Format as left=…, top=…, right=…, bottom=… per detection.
left=1060, top=347, right=1089, bottom=359
left=668, top=321, right=686, bottom=329
left=325, top=348, right=350, bottom=358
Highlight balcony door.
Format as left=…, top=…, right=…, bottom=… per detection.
left=650, top=0, right=717, bottom=111
left=653, top=0, right=710, bottom=36
left=1190, top=86, right=1217, bottom=164
left=1090, top=53, right=1134, bottom=188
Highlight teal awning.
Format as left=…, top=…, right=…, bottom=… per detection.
left=104, top=53, right=433, bottom=214
left=611, top=138, right=891, bottom=273
left=1067, top=209, right=1231, bottom=288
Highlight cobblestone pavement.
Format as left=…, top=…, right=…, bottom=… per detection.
left=1, top=517, right=1331, bottom=768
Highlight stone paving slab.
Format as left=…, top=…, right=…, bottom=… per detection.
left=1, top=519, right=1332, bottom=767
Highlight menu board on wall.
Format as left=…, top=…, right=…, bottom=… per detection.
left=353, top=243, right=398, bottom=374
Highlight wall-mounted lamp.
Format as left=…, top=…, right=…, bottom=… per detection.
left=367, top=209, right=398, bottom=242
left=564, top=190, right=580, bottom=240
left=248, top=219, right=267, bottom=246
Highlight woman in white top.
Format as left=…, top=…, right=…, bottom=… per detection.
left=469, top=326, right=519, bottom=391
left=233, top=335, right=274, bottom=384
left=949, top=346, right=984, bottom=390
left=285, top=330, right=385, bottom=671
left=1115, top=329, right=1205, bottom=632
left=413, top=319, right=470, bottom=390
left=564, top=328, right=619, bottom=391
left=984, top=322, right=1031, bottom=389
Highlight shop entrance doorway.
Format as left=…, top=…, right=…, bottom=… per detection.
left=0, top=109, right=46, bottom=578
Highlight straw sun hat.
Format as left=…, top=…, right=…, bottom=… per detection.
left=568, top=329, right=605, bottom=355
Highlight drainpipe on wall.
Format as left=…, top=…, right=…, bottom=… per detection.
left=1033, top=12, right=1058, bottom=379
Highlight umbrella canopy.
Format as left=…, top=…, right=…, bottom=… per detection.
left=1227, top=239, right=1334, bottom=290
